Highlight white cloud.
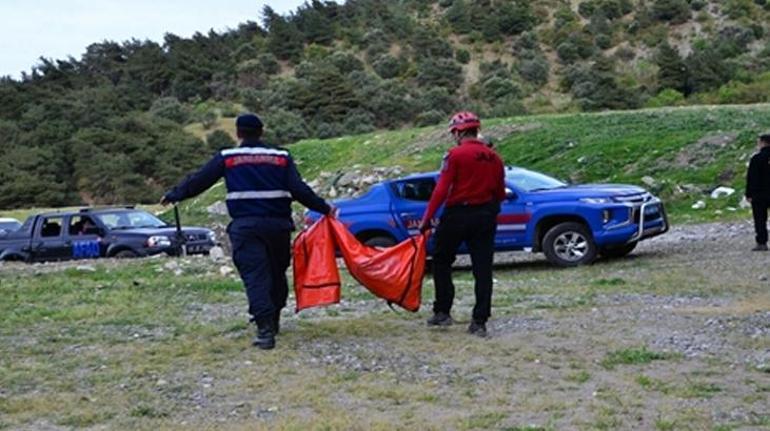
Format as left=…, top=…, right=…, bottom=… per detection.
left=0, top=0, right=318, bottom=78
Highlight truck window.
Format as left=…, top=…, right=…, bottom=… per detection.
left=395, top=179, right=436, bottom=202
left=40, top=217, right=64, bottom=237
left=69, top=216, right=97, bottom=236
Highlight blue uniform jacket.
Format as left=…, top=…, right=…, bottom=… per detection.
left=165, top=139, right=330, bottom=230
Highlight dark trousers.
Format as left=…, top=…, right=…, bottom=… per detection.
left=432, top=203, right=498, bottom=323
left=229, top=226, right=291, bottom=322
left=752, top=198, right=770, bottom=245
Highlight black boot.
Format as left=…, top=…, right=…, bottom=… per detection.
left=252, top=319, right=276, bottom=350
left=467, top=320, right=487, bottom=338
left=426, top=312, right=453, bottom=327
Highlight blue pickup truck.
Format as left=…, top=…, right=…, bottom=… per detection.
left=307, top=167, right=668, bottom=267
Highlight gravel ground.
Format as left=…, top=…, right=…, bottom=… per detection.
left=2, top=220, right=769, bottom=430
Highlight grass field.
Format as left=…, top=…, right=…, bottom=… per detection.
left=1, top=222, right=768, bottom=430
left=178, top=104, right=767, bottom=226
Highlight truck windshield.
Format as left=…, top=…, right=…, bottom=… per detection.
left=506, top=168, right=566, bottom=192
left=96, top=211, right=167, bottom=230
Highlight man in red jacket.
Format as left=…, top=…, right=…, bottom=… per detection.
left=419, top=112, right=506, bottom=337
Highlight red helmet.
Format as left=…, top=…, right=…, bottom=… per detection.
left=448, top=111, right=481, bottom=133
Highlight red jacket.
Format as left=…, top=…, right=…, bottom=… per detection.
left=421, top=139, right=506, bottom=225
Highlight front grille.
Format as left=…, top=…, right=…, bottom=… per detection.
left=186, top=233, right=208, bottom=241
left=632, top=205, right=662, bottom=223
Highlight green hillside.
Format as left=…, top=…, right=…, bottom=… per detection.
left=174, top=104, right=768, bottom=225
left=4, top=0, right=770, bottom=209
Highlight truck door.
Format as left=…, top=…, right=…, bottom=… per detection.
left=495, top=186, right=531, bottom=249
left=67, top=215, right=102, bottom=259
left=390, top=177, right=436, bottom=237
left=31, top=216, right=73, bottom=262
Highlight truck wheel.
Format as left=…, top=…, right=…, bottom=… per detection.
left=542, top=222, right=597, bottom=267
left=113, top=250, right=139, bottom=259
left=600, top=242, right=638, bottom=259
left=362, top=235, right=397, bottom=248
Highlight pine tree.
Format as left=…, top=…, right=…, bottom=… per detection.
left=655, top=42, right=688, bottom=94
left=263, top=6, right=305, bottom=62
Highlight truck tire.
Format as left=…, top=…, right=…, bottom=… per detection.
left=0, top=253, right=25, bottom=262
left=542, top=222, right=597, bottom=267
left=113, top=249, right=139, bottom=259
left=362, top=235, right=397, bottom=248
left=600, top=242, right=638, bottom=259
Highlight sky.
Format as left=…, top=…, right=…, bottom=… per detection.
left=0, top=0, right=318, bottom=78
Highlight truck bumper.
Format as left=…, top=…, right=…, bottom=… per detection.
left=595, top=199, right=669, bottom=246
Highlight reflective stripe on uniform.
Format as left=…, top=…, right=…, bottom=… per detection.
left=221, top=147, right=289, bottom=157
left=226, top=190, right=292, bottom=200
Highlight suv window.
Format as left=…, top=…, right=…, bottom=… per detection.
left=394, top=178, right=436, bottom=202
left=40, top=217, right=64, bottom=238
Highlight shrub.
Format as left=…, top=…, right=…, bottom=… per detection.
left=650, top=0, right=691, bottom=24
left=557, top=41, right=580, bottom=63
left=328, top=51, right=364, bottom=75
left=645, top=88, right=686, bottom=107
left=455, top=48, right=471, bottom=64
left=342, top=110, right=377, bottom=135
left=206, top=130, right=236, bottom=152
left=372, top=54, right=406, bottom=79
left=149, top=97, right=189, bottom=124
left=199, top=110, right=218, bottom=130
left=416, top=58, right=463, bottom=90
left=262, top=109, right=309, bottom=145
left=415, top=110, right=446, bottom=126
left=516, top=56, right=550, bottom=87
left=418, top=87, right=457, bottom=114
left=257, top=53, right=281, bottom=75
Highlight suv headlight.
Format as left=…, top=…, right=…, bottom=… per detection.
left=579, top=197, right=612, bottom=204
left=146, top=235, right=172, bottom=248
left=208, top=231, right=216, bottom=242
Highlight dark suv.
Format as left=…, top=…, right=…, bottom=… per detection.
left=0, top=207, right=216, bottom=262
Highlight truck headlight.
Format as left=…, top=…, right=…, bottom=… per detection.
left=146, top=235, right=172, bottom=248
left=208, top=231, right=216, bottom=242
left=579, top=197, right=611, bottom=204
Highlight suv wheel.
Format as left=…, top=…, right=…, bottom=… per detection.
left=600, top=242, right=638, bottom=259
left=362, top=235, right=397, bottom=248
left=542, top=222, right=597, bottom=267
left=113, top=250, right=139, bottom=259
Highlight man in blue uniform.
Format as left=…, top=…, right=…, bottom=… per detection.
left=161, top=114, right=332, bottom=350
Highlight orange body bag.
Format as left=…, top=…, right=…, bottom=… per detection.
left=292, top=216, right=341, bottom=312
left=292, top=217, right=428, bottom=312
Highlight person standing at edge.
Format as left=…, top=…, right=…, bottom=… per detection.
left=161, top=114, right=333, bottom=350
left=746, top=133, right=770, bottom=252
left=418, top=112, right=506, bottom=337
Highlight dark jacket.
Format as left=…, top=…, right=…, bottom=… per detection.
left=165, top=139, right=330, bottom=228
left=747, top=146, right=770, bottom=200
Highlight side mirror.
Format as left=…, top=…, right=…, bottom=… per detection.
left=505, top=188, right=517, bottom=200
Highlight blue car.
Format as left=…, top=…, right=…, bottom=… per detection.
left=307, top=167, right=668, bottom=267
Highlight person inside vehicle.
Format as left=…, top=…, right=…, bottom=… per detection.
left=418, top=112, right=506, bottom=337
left=746, top=133, right=770, bottom=251
left=80, top=218, right=98, bottom=235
